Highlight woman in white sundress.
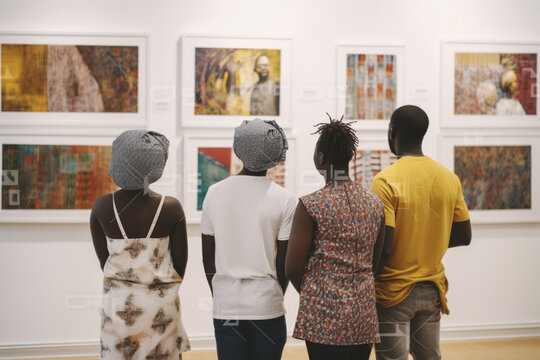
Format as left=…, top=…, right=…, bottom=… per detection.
left=90, top=130, right=190, bottom=359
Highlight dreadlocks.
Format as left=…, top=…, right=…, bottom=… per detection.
left=313, top=113, right=358, bottom=167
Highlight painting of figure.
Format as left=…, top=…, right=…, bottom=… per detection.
left=197, top=146, right=285, bottom=210
left=1, top=44, right=138, bottom=112
left=454, top=53, right=536, bottom=115
left=454, top=146, right=531, bottom=210
left=349, top=149, right=397, bottom=186
left=345, top=54, right=397, bottom=120
left=1, top=144, right=116, bottom=209
left=194, top=48, right=281, bottom=116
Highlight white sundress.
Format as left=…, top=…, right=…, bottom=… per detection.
left=100, top=194, right=190, bottom=359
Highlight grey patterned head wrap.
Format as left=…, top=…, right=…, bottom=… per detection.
left=233, top=118, right=288, bottom=171
left=108, top=130, right=169, bottom=193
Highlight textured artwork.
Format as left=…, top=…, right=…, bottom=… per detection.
left=1, top=44, right=138, bottom=112
left=194, top=48, right=281, bottom=116
left=197, top=147, right=285, bottom=210
left=454, top=53, right=536, bottom=115
left=454, top=146, right=531, bottom=210
left=345, top=54, right=397, bottom=119
left=1, top=144, right=116, bottom=209
left=349, top=149, right=397, bottom=187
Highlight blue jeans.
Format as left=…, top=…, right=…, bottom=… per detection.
left=213, top=315, right=287, bottom=360
left=375, top=282, right=442, bottom=360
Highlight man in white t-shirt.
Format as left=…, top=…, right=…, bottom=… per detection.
left=201, top=118, right=297, bottom=360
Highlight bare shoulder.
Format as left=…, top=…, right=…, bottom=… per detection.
left=91, top=193, right=113, bottom=213
left=162, top=196, right=185, bottom=220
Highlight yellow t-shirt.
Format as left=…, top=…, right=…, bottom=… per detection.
left=370, top=156, right=470, bottom=314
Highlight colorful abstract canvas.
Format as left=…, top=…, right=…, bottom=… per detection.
left=194, top=48, right=281, bottom=116
left=1, top=44, right=138, bottom=112
left=454, top=146, right=531, bottom=210
left=197, top=146, right=285, bottom=210
left=349, top=149, right=397, bottom=187
left=1, top=144, right=116, bottom=209
left=454, top=53, right=537, bottom=115
left=345, top=54, right=397, bottom=120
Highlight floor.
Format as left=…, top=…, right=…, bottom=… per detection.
left=28, top=337, right=540, bottom=360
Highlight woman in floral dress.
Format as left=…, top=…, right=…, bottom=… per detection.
left=286, top=115, right=385, bottom=360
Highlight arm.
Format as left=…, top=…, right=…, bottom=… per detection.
left=285, top=201, right=315, bottom=293
left=276, top=240, right=289, bottom=294
left=202, top=234, right=216, bottom=294
left=170, top=201, right=189, bottom=279
left=448, top=220, right=472, bottom=248
left=376, top=226, right=394, bottom=275
left=372, top=215, right=386, bottom=276
left=90, top=205, right=109, bottom=271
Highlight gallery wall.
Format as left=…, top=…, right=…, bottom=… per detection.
left=1, top=0, right=540, bottom=356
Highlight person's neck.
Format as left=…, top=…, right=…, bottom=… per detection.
left=323, top=165, right=351, bottom=185
left=396, top=144, right=424, bottom=159
left=238, top=167, right=267, bottom=177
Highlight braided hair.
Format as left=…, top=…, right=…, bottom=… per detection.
left=313, top=113, right=358, bottom=167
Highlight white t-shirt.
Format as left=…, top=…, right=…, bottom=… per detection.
left=201, top=175, right=297, bottom=320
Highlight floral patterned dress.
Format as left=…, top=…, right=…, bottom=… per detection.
left=293, top=181, right=384, bottom=345
left=100, top=195, right=190, bottom=359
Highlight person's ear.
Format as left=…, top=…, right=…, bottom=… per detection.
left=316, top=151, right=325, bottom=166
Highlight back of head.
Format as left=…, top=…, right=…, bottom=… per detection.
left=233, top=118, right=288, bottom=172
left=108, top=130, right=169, bottom=193
left=390, top=105, right=429, bottom=145
left=314, top=114, right=358, bottom=167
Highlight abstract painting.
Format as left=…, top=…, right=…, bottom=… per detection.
left=194, top=48, right=281, bottom=116
left=197, top=146, right=285, bottom=210
left=1, top=144, right=116, bottom=209
left=454, top=146, right=531, bottom=210
left=345, top=54, right=397, bottom=120
left=1, top=44, right=138, bottom=112
left=454, top=52, right=536, bottom=115
left=349, top=149, right=397, bottom=187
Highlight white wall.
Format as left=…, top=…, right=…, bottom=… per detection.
left=1, top=0, right=540, bottom=353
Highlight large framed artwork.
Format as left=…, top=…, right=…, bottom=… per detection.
left=0, top=136, right=116, bottom=222
left=179, top=35, right=291, bottom=128
left=441, top=41, right=539, bottom=128
left=182, top=136, right=295, bottom=223
left=0, top=33, right=147, bottom=132
left=438, top=133, right=540, bottom=223
left=349, top=139, right=397, bottom=187
left=336, top=45, right=404, bottom=129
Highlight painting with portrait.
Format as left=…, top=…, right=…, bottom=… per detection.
left=194, top=48, right=281, bottom=116
left=454, top=53, right=537, bottom=115
left=454, top=145, right=531, bottom=210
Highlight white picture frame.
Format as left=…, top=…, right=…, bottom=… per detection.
left=0, top=135, right=117, bottom=223
left=182, top=135, right=295, bottom=223
left=179, top=35, right=291, bottom=128
left=336, top=44, right=405, bottom=130
left=0, top=33, right=147, bottom=134
left=438, top=132, right=540, bottom=223
left=441, top=41, right=539, bottom=128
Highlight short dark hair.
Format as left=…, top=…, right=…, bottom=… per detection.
left=313, top=113, right=358, bottom=167
left=390, top=105, right=429, bottom=144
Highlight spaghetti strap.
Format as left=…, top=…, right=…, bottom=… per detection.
left=146, top=195, right=165, bottom=239
left=112, top=193, right=128, bottom=240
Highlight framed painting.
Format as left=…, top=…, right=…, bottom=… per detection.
left=179, top=35, right=291, bottom=128
left=441, top=41, right=539, bottom=128
left=349, top=139, right=397, bottom=187
left=336, top=45, right=404, bottom=129
left=0, top=136, right=117, bottom=223
left=182, top=136, right=295, bottom=223
left=438, top=133, right=540, bottom=223
left=0, top=33, right=147, bottom=133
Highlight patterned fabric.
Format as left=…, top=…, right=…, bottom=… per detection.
left=100, top=195, right=190, bottom=359
left=293, top=181, right=384, bottom=345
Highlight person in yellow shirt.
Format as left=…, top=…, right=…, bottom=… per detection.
left=370, top=105, right=472, bottom=360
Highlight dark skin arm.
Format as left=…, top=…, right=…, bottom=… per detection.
left=276, top=241, right=289, bottom=294
left=170, top=200, right=189, bottom=278
left=376, top=225, right=394, bottom=276
left=372, top=215, right=386, bottom=276
left=448, top=220, right=472, bottom=248
left=285, top=201, right=315, bottom=293
left=90, top=202, right=109, bottom=270
left=202, top=234, right=216, bottom=294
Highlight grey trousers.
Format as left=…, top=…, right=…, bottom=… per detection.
left=375, top=282, right=442, bottom=360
